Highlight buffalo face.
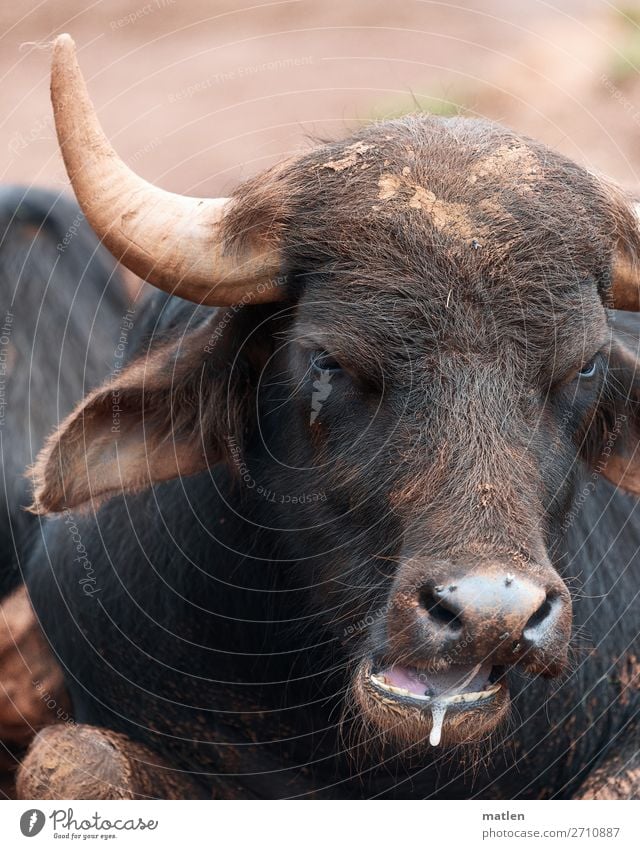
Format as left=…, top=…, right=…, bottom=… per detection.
left=232, top=118, right=640, bottom=748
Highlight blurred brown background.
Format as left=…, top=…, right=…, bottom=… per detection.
left=2, top=0, right=640, bottom=201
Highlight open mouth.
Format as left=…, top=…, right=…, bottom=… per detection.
left=366, top=661, right=505, bottom=746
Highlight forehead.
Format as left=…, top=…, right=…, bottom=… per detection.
left=286, top=116, right=612, bottom=366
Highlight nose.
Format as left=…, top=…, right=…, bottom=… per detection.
left=413, top=570, right=570, bottom=667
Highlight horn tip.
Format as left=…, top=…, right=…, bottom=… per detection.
left=53, top=33, right=75, bottom=56
left=51, top=34, right=79, bottom=103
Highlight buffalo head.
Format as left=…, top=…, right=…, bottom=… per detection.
left=31, top=35, right=640, bottom=751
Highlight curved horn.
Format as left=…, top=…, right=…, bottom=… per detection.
left=611, top=202, right=640, bottom=311
left=50, top=34, right=282, bottom=305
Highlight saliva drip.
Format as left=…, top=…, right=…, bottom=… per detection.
left=429, top=701, right=447, bottom=747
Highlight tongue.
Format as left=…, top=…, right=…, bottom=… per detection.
left=381, top=662, right=492, bottom=698
left=381, top=666, right=429, bottom=695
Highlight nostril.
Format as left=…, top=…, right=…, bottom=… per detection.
left=525, top=596, right=551, bottom=630
left=523, top=591, right=559, bottom=638
left=419, top=587, right=463, bottom=630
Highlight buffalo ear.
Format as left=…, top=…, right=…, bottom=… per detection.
left=29, top=310, right=266, bottom=514
left=592, top=333, right=640, bottom=495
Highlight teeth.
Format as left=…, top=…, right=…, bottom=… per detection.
left=443, top=684, right=501, bottom=704
left=370, top=674, right=501, bottom=705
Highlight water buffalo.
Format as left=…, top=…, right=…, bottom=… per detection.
left=17, top=35, right=640, bottom=799
left=0, top=184, right=128, bottom=784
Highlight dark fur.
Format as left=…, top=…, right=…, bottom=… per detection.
left=0, top=186, right=126, bottom=597
left=26, top=117, right=640, bottom=798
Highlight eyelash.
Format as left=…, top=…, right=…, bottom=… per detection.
left=577, top=357, right=598, bottom=379
left=311, top=351, right=343, bottom=374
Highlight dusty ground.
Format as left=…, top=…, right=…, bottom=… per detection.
left=2, top=0, right=640, bottom=799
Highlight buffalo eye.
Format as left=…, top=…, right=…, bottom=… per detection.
left=576, top=357, right=598, bottom=380
left=311, top=350, right=343, bottom=374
